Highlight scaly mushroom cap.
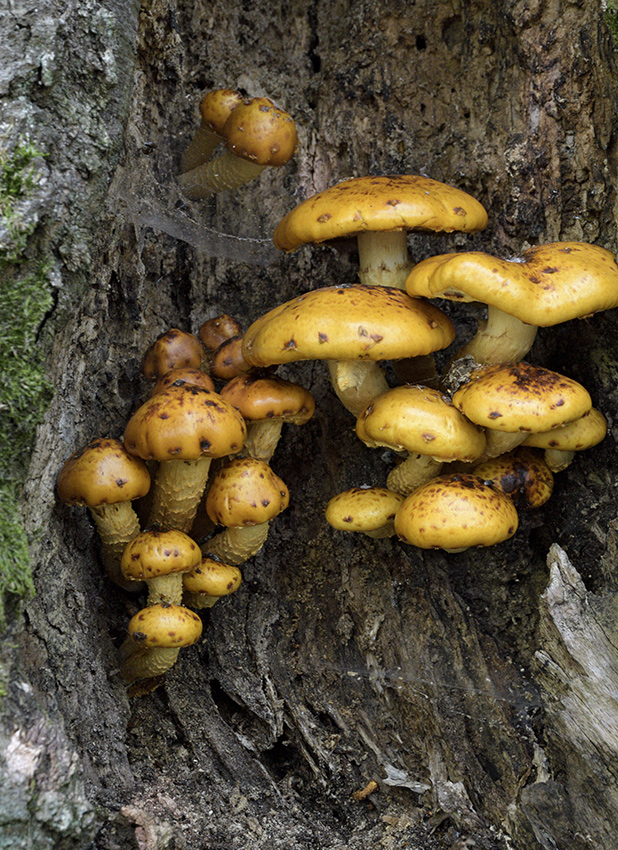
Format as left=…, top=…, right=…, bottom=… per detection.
left=210, top=335, right=254, bottom=381
left=199, top=88, right=243, bottom=133
left=394, top=473, right=519, bottom=550
left=473, top=447, right=554, bottom=508
left=222, top=96, right=298, bottom=166
left=522, top=407, right=607, bottom=452
left=206, top=457, right=289, bottom=527
left=198, top=314, right=243, bottom=352
left=143, top=329, right=205, bottom=380
left=325, top=487, right=404, bottom=533
left=150, top=368, right=215, bottom=396
left=183, top=557, right=242, bottom=599
left=405, top=242, right=618, bottom=325
left=273, top=175, right=488, bottom=251
left=126, top=603, right=203, bottom=649
left=356, top=385, right=486, bottom=461
left=452, top=362, right=592, bottom=433
left=121, top=527, right=202, bottom=582
left=220, top=373, right=315, bottom=425
left=124, top=385, right=246, bottom=462
left=242, top=284, right=455, bottom=367
left=57, top=437, right=151, bottom=507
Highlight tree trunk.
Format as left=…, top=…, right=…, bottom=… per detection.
left=2, top=0, right=618, bottom=848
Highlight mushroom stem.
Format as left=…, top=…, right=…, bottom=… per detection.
left=455, top=305, right=538, bottom=364
left=327, top=359, right=390, bottom=418
left=89, top=503, right=142, bottom=590
left=386, top=454, right=444, bottom=496
left=119, top=645, right=182, bottom=683
left=357, top=231, right=412, bottom=289
left=148, top=456, right=213, bottom=532
left=180, top=122, right=223, bottom=174
left=480, top=430, right=527, bottom=461
left=363, top=522, right=397, bottom=539
left=202, top=522, right=270, bottom=566
left=542, top=448, right=576, bottom=473
left=242, top=419, right=285, bottom=462
left=178, top=153, right=265, bottom=199
left=145, top=573, right=185, bottom=607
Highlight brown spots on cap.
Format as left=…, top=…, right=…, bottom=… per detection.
left=318, top=332, right=328, bottom=343
left=453, top=206, right=466, bottom=215
left=488, top=411, right=503, bottom=420
left=542, top=266, right=559, bottom=274
left=317, top=213, right=331, bottom=223
left=283, top=339, right=297, bottom=350
left=386, top=198, right=400, bottom=206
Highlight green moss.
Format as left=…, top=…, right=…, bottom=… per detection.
left=0, top=141, right=52, bottom=625
left=606, top=1, right=618, bottom=46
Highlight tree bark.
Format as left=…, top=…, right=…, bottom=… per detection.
left=2, top=0, right=618, bottom=848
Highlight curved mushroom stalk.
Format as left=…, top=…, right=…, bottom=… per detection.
left=89, top=503, right=143, bottom=590
left=386, top=453, right=444, bottom=496
left=357, top=230, right=412, bottom=290
left=178, top=155, right=265, bottom=199
left=455, top=305, right=538, bottom=364
left=202, top=522, right=270, bottom=566
left=541, top=447, right=576, bottom=472
left=148, top=455, right=213, bottom=533
left=180, top=123, right=224, bottom=174
left=242, top=419, right=285, bottom=462
left=327, top=360, right=390, bottom=418
left=479, top=430, right=528, bottom=461
left=119, top=645, right=183, bottom=683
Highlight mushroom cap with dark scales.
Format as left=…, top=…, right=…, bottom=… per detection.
left=142, top=329, right=205, bottom=380
left=150, top=368, right=215, bottom=396
left=356, top=385, right=486, bottom=461
left=57, top=437, right=151, bottom=507
left=325, top=487, right=404, bottom=533
left=405, top=242, right=618, bottom=326
left=220, top=373, right=315, bottom=424
left=183, top=557, right=242, bottom=598
left=126, top=603, right=203, bottom=649
left=121, top=527, right=201, bottom=581
left=123, top=385, right=246, bottom=462
left=242, top=284, right=455, bottom=367
left=223, top=97, right=298, bottom=167
left=522, top=407, right=607, bottom=451
left=472, top=447, right=554, bottom=508
left=452, top=362, right=592, bottom=433
left=394, top=473, right=519, bottom=550
left=273, top=175, right=488, bottom=251
left=206, top=457, right=289, bottom=527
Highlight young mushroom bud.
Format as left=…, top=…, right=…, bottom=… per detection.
left=198, top=314, right=243, bottom=353
left=182, top=556, right=242, bottom=609
left=142, top=329, right=206, bottom=380
left=180, top=88, right=244, bottom=174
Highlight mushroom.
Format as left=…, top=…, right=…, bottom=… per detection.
left=325, top=487, right=404, bottom=538
left=57, top=437, right=150, bottom=589
left=219, top=372, right=315, bottom=461
left=182, top=556, right=242, bottom=609
left=472, top=447, right=554, bottom=508
left=203, top=457, right=289, bottom=565
left=241, top=284, right=455, bottom=417
left=451, top=362, right=592, bottom=459
left=118, top=602, right=203, bottom=684
left=210, top=334, right=254, bottom=382
left=394, top=473, right=519, bottom=552
left=355, top=385, right=486, bottom=495
left=198, top=313, right=243, bottom=354
left=142, top=329, right=206, bottom=380
left=180, top=88, right=244, bottom=174
left=121, top=525, right=202, bottom=605
left=405, top=242, right=618, bottom=364
left=178, top=96, right=298, bottom=199
left=123, top=385, right=246, bottom=532
left=274, top=174, right=488, bottom=290
left=521, top=407, right=607, bottom=471
left=150, top=368, right=215, bottom=396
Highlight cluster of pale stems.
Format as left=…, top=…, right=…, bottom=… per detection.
left=57, top=88, right=617, bottom=692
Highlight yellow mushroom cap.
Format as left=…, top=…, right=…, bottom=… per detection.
left=405, top=242, right=618, bottom=326
left=394, top=473, right=519, bottom=550
left=126, top=603, right=203, bottom=649
left=222, top=96, right=298, bottom=167
left=121, top=527, right=202, bottom=581
left=199, top=88, right=243, bottom=133
left=452, top=362, right=592, bottom=433
left=206, top=457, right=289, bottom=527
left=325, top=487, right=404, bottom=533
left=273, top=175, right=488, bottom=251
left=522, top=407, right=607, bottom=451
left=142, top=329, right=205, bottom=380
left=57, top=437, right=151, bottom=507
left=356, top=385, right=486, bottom=461
left=242, top=284, right=455, bottom=367
left=472, top=447, right=554, bottom=508
left=220, top=373, right=315, bottom=424
left=123, top=385, right=246, bottom=462
left=183, top=557, right=242, bottom=598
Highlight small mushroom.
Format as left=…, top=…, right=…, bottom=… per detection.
left=210, top=334, right=254, bottom=382
left=182, top=557, right=242, bottom=609
left=325, top=487, right=404, bottom=538
left=118, top=602, right=203, bottom=684
left=180, top=88, right=244, bottom=174
left=142, top=329, right=206, bottom=380
left=198, top=314, right=243, bottom=354
left=521, top=407, right=607, bottom=471
left=120, top=525, right=202, bottom=605
left=472, top=447, right=554, bottom=508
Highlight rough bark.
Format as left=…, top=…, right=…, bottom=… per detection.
left=2, top=0, right=618, bottom=848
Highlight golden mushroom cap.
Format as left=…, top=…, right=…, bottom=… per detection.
left=220, top=373, right=315, bottom=424
left=452, top=362, right=592, bottom=433
left=57, top=437, right=151, bottom=507
left=206, top=457, right=289, bottom=527
left=356, top=385, right=486, bottom=461
left=183, top=557, right=242, bottom=598
left=242, top=284, right=455, bottom=367
left=273, top=175, right=488, bottom=251
left=473, top=447, right=554, bottom=508
left=394, top=473, right=519, bottom=550
left=121, top=527, right=202, bottom=581
left=142, top=328, right=205, bottom=380
left=325, top=487, right=404, bottom=533
left=199, top=88, right=243, bottom=133
left=522, top=407, right=607, bottom=451
left=126, top=603, right=203, bottom=649
left=123, top=385, right=246, bottom=462
left=405, top=242, right=618, bottom=326
left=222, top=97, right=298, bottom=166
